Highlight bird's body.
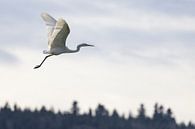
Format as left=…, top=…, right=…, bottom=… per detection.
left=34, top=13, right=94, bottom=69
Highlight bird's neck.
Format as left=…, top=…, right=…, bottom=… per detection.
left=69, top=44, right=83, bottom=53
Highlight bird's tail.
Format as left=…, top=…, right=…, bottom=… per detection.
left=43, top=50, right=49, bottom=54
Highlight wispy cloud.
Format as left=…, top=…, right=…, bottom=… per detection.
left=0, top=0, right=195, bottom=67
left=0, top=49, right=19, bottom=64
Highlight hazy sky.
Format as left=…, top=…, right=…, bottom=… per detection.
left=0, top=0, right=195, bottom=123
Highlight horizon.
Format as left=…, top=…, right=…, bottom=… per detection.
left=0, top=100, right=192, bottom=124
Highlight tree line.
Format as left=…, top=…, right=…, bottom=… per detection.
left=0, top=101, right=194, bottom=129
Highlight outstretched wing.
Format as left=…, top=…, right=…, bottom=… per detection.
left=49, top=18, right=70, bottom=49
left=41, top=13, right=57, bottom=39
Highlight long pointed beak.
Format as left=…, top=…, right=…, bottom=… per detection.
left=89, top=44, right=95, bottom=47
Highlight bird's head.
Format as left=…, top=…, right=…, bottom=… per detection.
left=75, top=43, right=95, bottom=52
left=79, top=43, right=95, bottom=47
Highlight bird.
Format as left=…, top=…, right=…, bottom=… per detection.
left=34, top=13, right=94, bottom=69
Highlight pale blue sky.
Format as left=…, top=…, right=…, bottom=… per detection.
left=0, top=0, right=195, bottom=123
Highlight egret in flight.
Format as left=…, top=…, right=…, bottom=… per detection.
left=34, top=13, right=94, bottom=69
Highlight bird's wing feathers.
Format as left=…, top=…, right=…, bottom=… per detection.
left=41, top=13, right=57, bottom=39
left=41, top=13, right=70, bottom=50
left=49, top=18, right=70, bottom=49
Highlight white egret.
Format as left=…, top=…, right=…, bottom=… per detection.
left=34, top=13, right=94, bottom=69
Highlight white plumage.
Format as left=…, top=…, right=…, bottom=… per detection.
left=34, top=13, right=94, bottom=69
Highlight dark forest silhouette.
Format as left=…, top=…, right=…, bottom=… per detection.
left=0, top=101, right=194, bottom=129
